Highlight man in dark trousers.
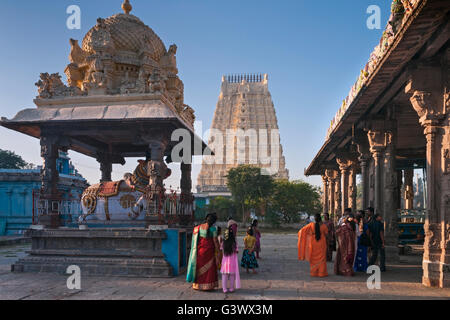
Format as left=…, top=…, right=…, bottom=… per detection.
left=368, top=213, right=386, bottom=272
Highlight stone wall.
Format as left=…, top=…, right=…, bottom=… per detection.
left=0, top=170, right=88, bottom=235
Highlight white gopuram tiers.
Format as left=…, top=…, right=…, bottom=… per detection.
left=197, top=74, right=289, bottom=194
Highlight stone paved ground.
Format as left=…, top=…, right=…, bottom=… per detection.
left=0, top=234, right=449, bottom=300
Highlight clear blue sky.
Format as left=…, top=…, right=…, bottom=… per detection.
left=0, top=0, right=391, bottom=189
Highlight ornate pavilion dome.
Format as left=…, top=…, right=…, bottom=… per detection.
left=81, top=12, right=166, bottom=62
left=24, top=0, right=195, bottom=128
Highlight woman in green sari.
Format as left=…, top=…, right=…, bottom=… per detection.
left=187, top=213, right=220, bottom=291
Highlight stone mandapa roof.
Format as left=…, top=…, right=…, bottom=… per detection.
left=305, top=0, right=449, bottom=176
left=4, top=102, right=180, bottom=124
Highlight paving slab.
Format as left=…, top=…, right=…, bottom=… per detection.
left=0, top=233, right=449, bottom=300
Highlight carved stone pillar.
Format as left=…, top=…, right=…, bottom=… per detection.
left=147, top=141, right=169, bottom=194
left=141, top=132, right=170, bottom=222
left=404, top=169, right=414, bottom=209
left=97, top=152, right=112, bottom=183
left=334, top=171, right=342, bottom=223
left=383, top=124, right=399, bottom=262
left=336, top=154, right=353, bottom=212
left=354, top=131, right=371, bottom=210
left=39, top=135, right=61, bottom=228
left=322, top=175, right=329, bottom=214
left=181, top=162, right=193, bottom=196
left=180, top=161, right=194, bottom=224
left=326, top=169, right=336, bottom=220
left=349, top=164, right=358, bottom=212
left=40, top=136, right=59, bottom=197
left=360, top=157, right=370, bottom=209
left=405, top=55, right=449, bottom=288
left=442, top=118, right=450, bottom=288
left=421, top=120, right=445, bottom=287
left=341, top=166, right=349, bottom=211
left=367, top=127, right=385, bottom=216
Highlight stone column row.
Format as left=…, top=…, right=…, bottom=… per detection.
left=323, top=169, right=340, bottom=224
left=405, top=52, right=450, bottom=288
left=322, top=158, right=358, bottom=224
left=336, top=153, right=359, bottom=213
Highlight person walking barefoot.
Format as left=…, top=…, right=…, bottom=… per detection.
left=241, top=227, right=259, bottom=274
left=298, top=213, right=329, bottom=278
left=220, top=226, right=241, bottom=293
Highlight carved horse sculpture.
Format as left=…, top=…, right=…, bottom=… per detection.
left=79, top=159, right=171, bottom=222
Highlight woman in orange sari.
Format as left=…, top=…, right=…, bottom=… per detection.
left=298, top=213, right=329, bottom=277
left=187, top=213, right=220, bottom=291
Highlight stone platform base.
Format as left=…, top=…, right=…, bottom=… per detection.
left=11, top=256, right=172, bottom=277
left=11, top=227, right=174, bottom=278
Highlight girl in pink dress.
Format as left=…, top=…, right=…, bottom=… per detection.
left=220, top=225, right=241, bottom=293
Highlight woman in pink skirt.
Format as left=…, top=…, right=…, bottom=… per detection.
left=220, top=225, right=241, bottom=293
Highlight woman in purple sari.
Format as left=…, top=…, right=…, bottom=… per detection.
left=252, top=219, right=261, bottom=259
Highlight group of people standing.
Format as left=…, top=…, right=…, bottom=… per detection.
left=186, top=214, right=261, bottom=293
left=298, top=207, right=386, bottom=278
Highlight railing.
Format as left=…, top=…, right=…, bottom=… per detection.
left=397, top=208, right=425, bottom=244
left=225, top=74, right=264, bottom=83
left=32, top=189, right=194, bottom=226
left=397, top=209, right=426, bottom=224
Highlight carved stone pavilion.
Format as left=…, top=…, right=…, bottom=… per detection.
left=305, top=0, right=449, bottom=288
left=0, top=1, right=208, bottom=277
left=197, top=74, right=289, bottom=195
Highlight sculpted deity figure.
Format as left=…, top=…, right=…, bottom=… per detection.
left=148, top=69, right=166, bottom=94
left=135, top=69, right=148, bottom=93
left=83, top=58, right=107, bottom=94
left=120, top=72, right=135, bottom=94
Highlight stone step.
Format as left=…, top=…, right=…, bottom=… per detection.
left=11, top=256, right=173, bottom=278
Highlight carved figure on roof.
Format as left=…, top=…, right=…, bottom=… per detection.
left=148, top=68, right=166, bottom=94
left=181, top=105, right=196, bottom=126
left=135, top=68, right=148, bottom=93
left=161, top=44, right=178, bottom=75
left=69, top=39, right=88, bottom=66
left=119, top=72, right=135, bottom=94
left=82, top=57, right=107, bottom=94
left=35, top=73, right=82, bottom=99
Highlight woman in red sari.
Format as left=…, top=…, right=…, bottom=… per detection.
left=187, top=213, right=220, bottom=291
left=334, top=215, right=356, bottom=276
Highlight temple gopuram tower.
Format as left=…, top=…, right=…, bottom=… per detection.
left=197, top=74, right=289, bottom=194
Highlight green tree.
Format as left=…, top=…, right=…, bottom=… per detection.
left=292, top=180, right=322, bottom=216
left=226, top=165, right=274, bottom=223
left=269, top=179, right=302, bottom=223
left=269, top=180, right=322, bottom=224
left=356, top=182, right=363, bottom=210
left=206, top=196, right=235, bottom=221
left=0, top=149, right=31, bottom=169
